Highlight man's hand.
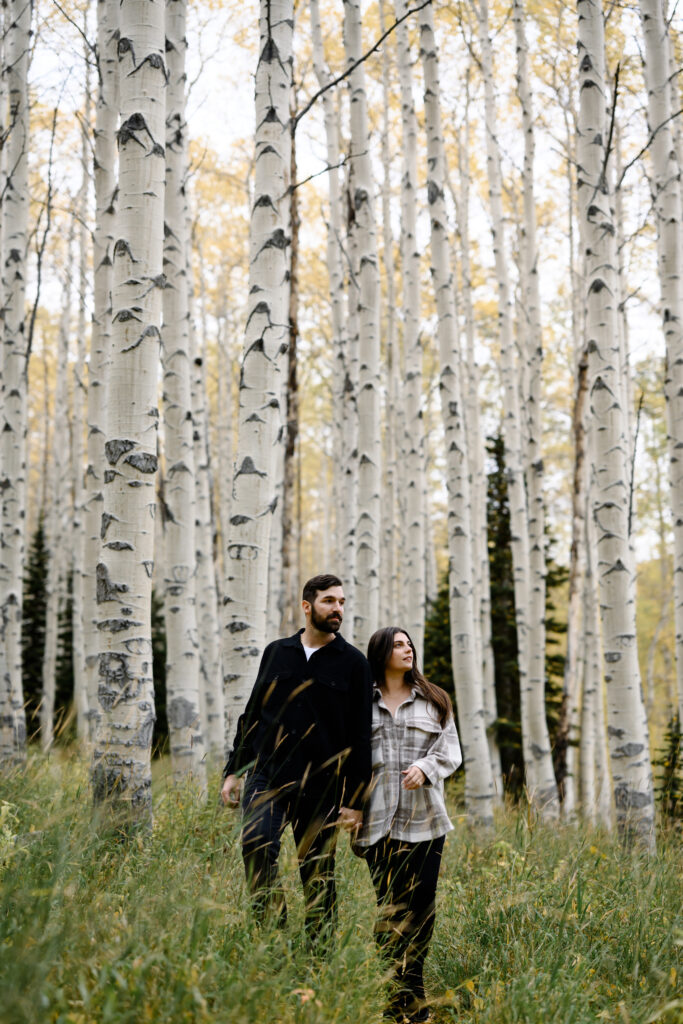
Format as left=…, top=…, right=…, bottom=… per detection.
left=337, top=806, right=363, bottom=833
left=221, top=774, right=242, bottom=807
left=401, top=765, right=426, bottom=790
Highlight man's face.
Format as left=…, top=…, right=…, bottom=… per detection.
left=306, top=587, right=345, bottom=633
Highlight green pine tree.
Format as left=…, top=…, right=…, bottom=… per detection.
left=653, top=712, right=683, bottom=822
left=22, top=517, right=48, bottom=742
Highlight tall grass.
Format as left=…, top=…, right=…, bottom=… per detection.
left=1, top=754, right=681, bottom=1023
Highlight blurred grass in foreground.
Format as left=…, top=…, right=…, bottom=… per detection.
left=0, top=752, right=681, bottom=1024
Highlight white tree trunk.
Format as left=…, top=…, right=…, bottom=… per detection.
left=86, top=0, right=119, bottom=744
left=343, top=0, right=381, bottom=649
left=222, top=0, right=293, bottom=743
left=577, top=0, right=654, bottom=844
left=162, top=0, right=207, bottom=790
left=91, top=0, right=167, bottom=820
left=473, top=0, right=559, bottom=816
left=190, top=309, right=225, bottom=760
left=42, top=231, right=75, bottom=751
left=639, top=0, right=683, bottom=729
left=420, top=3, right=494, bottom=824
left=0, top=0, right=31, bottom=766
left=73, top=47, right=92, bottom=741
left=395, top=0, right=426, bottom=654
left=454, top=91, right=502, bottom=796
left=379, top=0, right=401, bottom=627
left=309, top=0, right=348, bottom=578
left=513, top=0, right=552, bottom=814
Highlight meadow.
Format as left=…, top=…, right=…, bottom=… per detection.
left=1, top=753, right=681, bottom=1024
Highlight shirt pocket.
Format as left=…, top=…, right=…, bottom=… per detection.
left=405, top=713, right=441, bottom=757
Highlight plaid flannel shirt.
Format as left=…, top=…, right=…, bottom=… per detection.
left=355, top=686, right=462, bottom=847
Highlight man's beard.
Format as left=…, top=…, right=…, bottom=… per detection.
left=311, top=606, right=342, bottom=633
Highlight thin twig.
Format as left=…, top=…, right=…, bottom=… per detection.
left=617, top=106, right=683, bottom=190
left=293, top=0, right=433, bottom=129
left=291, top=151, right=364, bottom=193
left=50, top=0, right=95, bottom=54
left=628, top=390, right=645, bottom=539
left=27, top=107, right=58, bottom=373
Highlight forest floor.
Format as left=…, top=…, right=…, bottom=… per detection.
left=1, top=752, right=681, bottom=1024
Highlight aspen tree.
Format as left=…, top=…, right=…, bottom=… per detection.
left=91, top=0, right=167, bottom=817
left=42, top=233, right=75, bottom=751
left=162, top=0, right=207, bottom=789
left=395, top=0, right=426, bottom=655
left=73, top=47, right=92, bottom=740
left=454, top=96, right=501, bottom=794
left=471, top=0, right=559, bottom=816
left=513, top=0, right=552, bottom=812
left=190, top=310, right=224, bottom=760
left=379, top=0, right=401, bottom=627
left=0, top=0, right=31, bottom=765
left=420, top=3, right=494, bottom=823
left=639, top=0, right=683, bottom=728
left=577, top=0, right=654, bottom=843
left=309, top=0, right=347, bottom=575
left=343, top=0, right=381, bottom=648
left=223, top=0, right=293, bottom=742
left=86, top=0, right=119, bottom=743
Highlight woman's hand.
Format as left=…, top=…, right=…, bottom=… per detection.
left=401, top=765, right=426, bottom=790
left=221, top=774, right=242, bottom=806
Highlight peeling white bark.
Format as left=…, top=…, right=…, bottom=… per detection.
left=91, top=0, right=167, bottom=819
left=420, top=3, right=494, bottom=824
left=162, top=0, right=207, bottom=790
left=344, top=0, right=381, bottom=649
left=577, top=0, right=654, bottom=844
left=0, top=0, right=31, bottom=766
left=223, top=0, right=293, bottom=744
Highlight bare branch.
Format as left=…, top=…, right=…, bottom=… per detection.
left=617, top=106, right=683, bottom=190
left=50, top=0, right=95, bottom=54
left=27, top=106, right=58, bottom=371
left=291, top=151, right=364, bottom=193
left=293, top=0, right=433, bottom=130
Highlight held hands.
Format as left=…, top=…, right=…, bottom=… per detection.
left=337, top=806, right=363, bottom=833
left=401, top=765, right=426, bottom=790
left=221, top=774, right=242, bottom=807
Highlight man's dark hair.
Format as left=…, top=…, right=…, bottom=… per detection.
left=302, top=574, right=343, bottom=604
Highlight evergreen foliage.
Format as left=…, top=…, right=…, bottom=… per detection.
left=653, top=712, right=683, bottom=822
left=21, top=518, right=48, bottom=742
left=151, top=588, right=169, bottom=756
left=424, top=433, right=567, bottom=799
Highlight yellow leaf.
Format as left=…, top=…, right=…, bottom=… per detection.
left=465, top=979, right=476, bottom=994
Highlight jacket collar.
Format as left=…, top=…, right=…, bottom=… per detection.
left=281, top=628, right=347, bottom=652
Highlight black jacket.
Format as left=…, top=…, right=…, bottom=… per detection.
left=223, top=630, right=372, bottom=810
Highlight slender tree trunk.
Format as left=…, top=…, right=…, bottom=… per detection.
left=379, top=0, right=401, bottom=628
left=309, top=0, right=348, bottom=578
left=577, top=0, right=654, bottom=845
left=86, top=0, right=119, bottom=744
left=639, top=0, right=683, bottom=729
left=190, top=304, right=224, bottom=760
left=223, top=0, right=293, bottom=743
left=454, top=83, right=502, bottom=795
left=472, top=0, right=559, bottom=815
left=513, top=0, right=552, bottom=812
left=420, top=3, right=494, bottom=824
left=162, top=0, right=207, bottom=790
left=0, top=0, right=31, bottom=766
left=343, top=0, right=381, bottom=649
left=42, top=230, right=75, bottom=751
left=73, top=41, right=91, bottom=741
left=91, top=0, right=167, bottom=821
left=280, top=110, right=300, bottom=635
left=395, top=0, right=426, bottom=654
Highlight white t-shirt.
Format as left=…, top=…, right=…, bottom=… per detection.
left=302, top=644, right=319, bottom=661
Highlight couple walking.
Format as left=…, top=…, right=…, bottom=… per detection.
left=221, top=573, right=462, bottom=1024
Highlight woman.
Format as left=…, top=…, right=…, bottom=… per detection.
left=354, top=627, right=462, bottom=1024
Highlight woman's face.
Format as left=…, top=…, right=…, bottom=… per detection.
left=386, top=632, right=414, bottom=675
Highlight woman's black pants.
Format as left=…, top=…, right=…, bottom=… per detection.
left=364, top=834, right=445, bottom=1013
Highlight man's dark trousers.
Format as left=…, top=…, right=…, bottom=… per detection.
left=242, top=770, right=338, bottom=947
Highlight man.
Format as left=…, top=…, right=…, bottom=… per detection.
left=221, top=573, right=372, bottom=947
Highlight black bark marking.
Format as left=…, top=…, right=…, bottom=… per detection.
left=98, top=618, right=142, bottom=633
left=96, top=563, right=129, bottom=603
left=105, top=439, right=136, bottom=466
left=124, top=452, right=158, bottom=473
left=234, top=456, right=266, bottom=479
left=167, top=697, right=198, bottom=730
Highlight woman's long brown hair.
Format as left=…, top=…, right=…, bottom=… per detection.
left=367, top=627, right=453, bottom=726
